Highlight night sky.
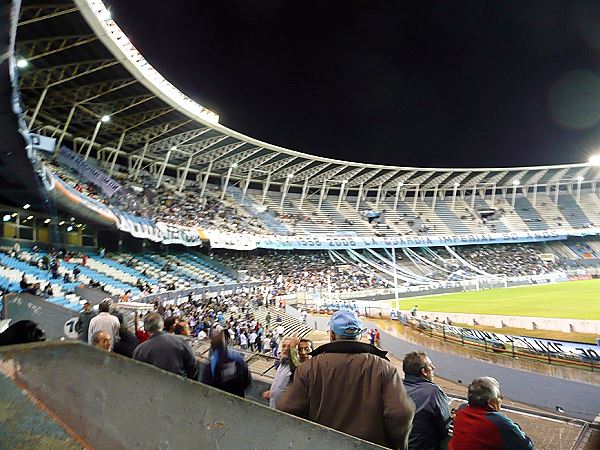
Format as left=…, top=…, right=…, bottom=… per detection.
left=103, top=0, right=600, bottom=168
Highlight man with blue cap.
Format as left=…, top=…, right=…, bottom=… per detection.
left=278, top=309, right=415, bottom=449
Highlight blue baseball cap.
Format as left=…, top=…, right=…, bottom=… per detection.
left=329, top=309, right=364, bottom=338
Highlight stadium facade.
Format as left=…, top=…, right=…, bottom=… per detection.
left=5, top=0, right=600, bottom=252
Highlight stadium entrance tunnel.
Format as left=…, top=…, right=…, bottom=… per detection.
left=0, top=341, right=382, bottom=449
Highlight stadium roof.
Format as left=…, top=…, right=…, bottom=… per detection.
left=15, top=0, right=599, bottom=191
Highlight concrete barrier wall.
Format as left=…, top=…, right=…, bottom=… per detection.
left=0, top=342, right=382, bottom=450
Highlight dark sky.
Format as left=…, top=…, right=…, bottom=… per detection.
left=103, top=0, right=600, bottom=168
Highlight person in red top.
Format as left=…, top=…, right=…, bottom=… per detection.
left=450, top=377, right=534, bottom=450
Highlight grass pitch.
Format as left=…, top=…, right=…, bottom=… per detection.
left=389, top=279, right=600, bottom=320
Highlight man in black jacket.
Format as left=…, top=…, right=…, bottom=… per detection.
left=403, top=351, right=452, bottom=450
left=133, top=312, right=198, bottom=379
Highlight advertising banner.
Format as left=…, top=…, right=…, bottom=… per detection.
left=56, top=146, right=122, bottom=197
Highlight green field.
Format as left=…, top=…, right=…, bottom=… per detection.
left=388, top=279, right=600, bottom=320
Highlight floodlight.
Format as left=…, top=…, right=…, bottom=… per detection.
left=58, top=221, right=65, bottom=225
left=26, top=215, right=33, bottom=220
left=170, top=146, right=177, bottom=151
left=43, top=218, right=51, bottom=224
left=16, top=59, right=28, bottom=68
left=512, top=179, right=520, bottom=186
left=11, top=213, right=17, bottom=217
left=453, top=182, right=460, bottom=188
left=576, top=176, right=584, bottom=181
left=231, top=162, right=239, bottom=169
left=66, top=226, right=73, bottom=232
left=287, top=173, right=294, bottom=179
left=589, top=154, right=600, bottom=166
left=98, top=8, right=112, bottom=21
left=100, top=115, right=111, bottom=123
left=23, top=204, right=30, bottom=209
left=2, top=215, right=11, bottom=222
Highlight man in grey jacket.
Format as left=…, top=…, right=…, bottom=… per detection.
left=402, top=351, right=452, bottom=450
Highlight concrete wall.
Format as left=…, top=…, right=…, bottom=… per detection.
left=0, top=342, right=382, bottom=450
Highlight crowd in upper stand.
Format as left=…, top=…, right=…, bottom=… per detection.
left=212, top=251, right=386, bottom=294
left=455, top=244, right=561, bottom=277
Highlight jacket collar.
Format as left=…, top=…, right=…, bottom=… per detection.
left=311, top=340, right=389, bottom=361
left=403, top=374, right=433, bottom=385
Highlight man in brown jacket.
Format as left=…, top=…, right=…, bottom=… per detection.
left=277, top=309, right=415, bottom=449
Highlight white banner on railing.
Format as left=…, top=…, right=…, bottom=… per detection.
left=206, top=230, right=257, bottom=250
left=57, top=146, right=122, bottom=197
left=423, top=320, right=600, bottom=362
left=252, top=228, right=600, bottom=250
left=29, top=133, right=56, bottom=153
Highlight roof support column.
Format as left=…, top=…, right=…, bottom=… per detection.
left=133, top=141, right=149, bottom=181
left=317, top=180, right=327, bottom=211
left=554, top=181, right=560, bottom=205
left=470, top=185, right=476, bottom=208
left=532, top=183, right=538, bottom=206
left=355, top=182, right=364, bottom=210
left=431, top=186, right=439, bottom=210
left=28, top=86, right=49, bottom=130
left=279, top=175, right=293, bottom=209
left=375, top=184, right=383, bottom=210
left=108, top=132, right=126, bottom=177
left=490, top=183, right=496, bottom=205
left=200, top=158, right=214, bottom=198
left=221, top=166, right=234, bottom=200
left=336, top=179, right=347, bottom=210
left=412, top=185, right=419, bottom=211
left=451, top=184, right=459, bottom=210
left=576, top=177, right=583, bottom=204
left=261, top=172, right=272, bottom=205
left=241, top=169, right=253, bottom=202
left=155, top=148, right=173, bottom=189
left=83, top=118, right=104, bottom=160
left=511, top=184, right=518, bottom=208
left=178, top=152, right=194, bottom=193
left=299, top=177, right=309, bottom=209
left=52, top=104, right=75, bottom=158
left=393, top=182, right=402, bottom=211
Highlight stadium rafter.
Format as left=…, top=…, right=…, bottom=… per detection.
left=14, top=0, right=600, bottom=210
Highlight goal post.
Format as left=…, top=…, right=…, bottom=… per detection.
left=473, top=274, right=508, bottom=291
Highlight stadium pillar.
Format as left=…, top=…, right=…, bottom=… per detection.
left=28, top=86, right=49, bottom=130
left=355, top=182, right=364, bottom=210
left=299, top=177, right=309, bottom=209
left=261, top=172, right=272, bottom=204
left=84, top=119, right=103, bottom=161
left=470, top=185, right=476, bottom=208
left=432, top=186, right=439, bottom=209
left=532, top=183, right=538, bottom=206
left=279, top=175, right=292, bottom=208
left=412, top=185, right=419, bottom=211
left=108, top=132, right=126, bottom=177
left=490, top=183, right=496, bottom=205
left=317, top=180, right=327, bottom=211
left=221, top=166, right=233, bottom=200
left=554, top=181, right=560, bottom=205
left=511, top=184, right=518, bottom=207
left=53, top=105, right=76, bottom=158
left=576, top=178, right=582, bottom=204
left=155, top=148, right=172, bottom=189
left=375, top=184, right=382, bottom=209
left=391, top=246, right=399, bottom=303
left=393, top=182, right=402, bottom=210
left=179, top=152, right=194, bottom=193
left=451, top=184, right=458, bottom=210
left=336, top=179, right=347, bottom=210
left=241, top=169, right=253, bottom=202
left=134, top=141, right=149, bottom=181
left=200, top=158, right=214, bottom=198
